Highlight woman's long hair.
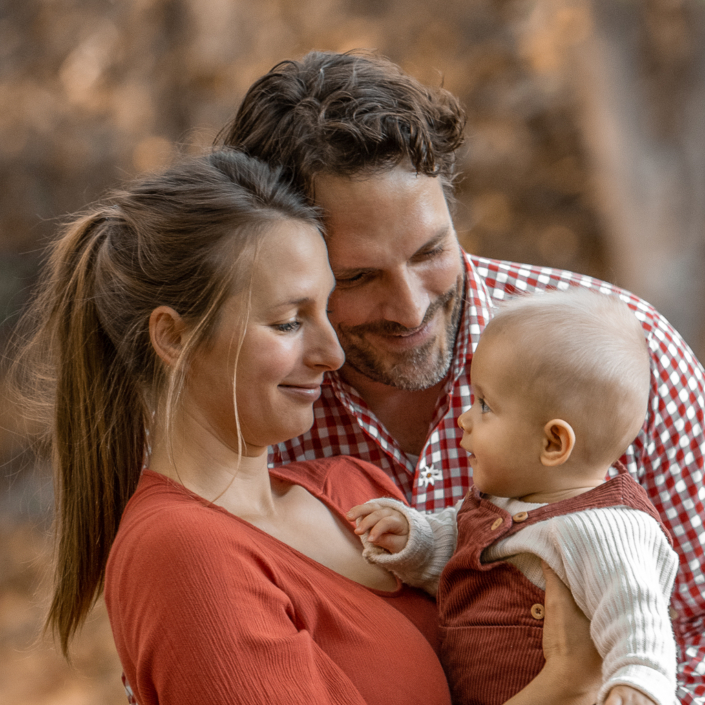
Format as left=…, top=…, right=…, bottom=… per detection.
left=9, top=149, right=320, bottom=657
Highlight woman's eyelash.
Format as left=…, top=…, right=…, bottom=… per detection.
left=274, top=321, right=301, bottom=333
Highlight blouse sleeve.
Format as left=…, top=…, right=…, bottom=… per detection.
left=107, top=507, right=369, bottom=705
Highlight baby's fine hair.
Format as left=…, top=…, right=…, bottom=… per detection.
left=483, top=287, right=651, bottom=464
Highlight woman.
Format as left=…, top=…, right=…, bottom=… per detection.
left=15, top=149, right=600, bottom=704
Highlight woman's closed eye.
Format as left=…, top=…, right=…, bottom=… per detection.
left=273, top=320, right=301, bottom=333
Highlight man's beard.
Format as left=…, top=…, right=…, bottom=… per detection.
left=336, top=280, right=463, bottom=391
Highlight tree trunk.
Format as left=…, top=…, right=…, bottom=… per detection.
left=574, top=0, right=705, bottom=357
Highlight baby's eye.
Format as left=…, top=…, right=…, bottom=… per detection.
left=479, top=398, right=491, bottom=414
left=274, top=320, right=301, bottom=333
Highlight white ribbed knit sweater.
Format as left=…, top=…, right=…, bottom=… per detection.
left=360, top=495, right=679, bottom=705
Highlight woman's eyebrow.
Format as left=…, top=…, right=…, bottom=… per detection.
left=268, top=296, right=314, bottom=311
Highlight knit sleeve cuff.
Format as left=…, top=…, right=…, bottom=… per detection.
left=598, top=664, right=678, bottom=705
left=357, top=498, right=439, bottom=594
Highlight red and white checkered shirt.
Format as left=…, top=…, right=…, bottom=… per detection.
left=270, top=252, right=705, bottom=704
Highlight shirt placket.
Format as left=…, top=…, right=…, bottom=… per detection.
left=335, top=256, right=496, bottom=510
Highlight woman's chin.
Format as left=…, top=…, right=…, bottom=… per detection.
left=263, top=413, right=316, bottom=450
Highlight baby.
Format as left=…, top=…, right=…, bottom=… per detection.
left=348, top=288, right=678, bottom=705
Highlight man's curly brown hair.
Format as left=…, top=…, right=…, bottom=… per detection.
left=216, top=51, right=467, bottom=200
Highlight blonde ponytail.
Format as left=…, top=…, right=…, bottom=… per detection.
left=42, top=211, right=146, bottom=655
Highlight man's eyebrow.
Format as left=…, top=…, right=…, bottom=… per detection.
left=333, top=226, right=454, bottom=277
left=412, top=227, right=453, bottom=255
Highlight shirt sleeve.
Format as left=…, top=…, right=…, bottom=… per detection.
left=358, top=498, right=460, bottom=596
left=627, top=305, right=705, bottom=704
left=548, top=507, right=680, bottom=705
left=108, top=510, right=369, bottom=705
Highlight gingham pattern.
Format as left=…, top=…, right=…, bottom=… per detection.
left=122, top=673, right=136, bottom=704
left=271, top=252, right=705, bottom=704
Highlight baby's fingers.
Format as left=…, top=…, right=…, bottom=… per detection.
left=367, top=515, right=408, bottom=542
left=352, top=508, right=402, bottom=536
left=604, top=685, right=656, bottom=705
left=346, top=502, right=382, bottom=522
left=353, top=510, right=387, bottom=535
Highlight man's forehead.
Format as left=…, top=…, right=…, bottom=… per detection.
left=314, top=169, right=455, bottom=263
left=313, top=168, right=449, bottom=213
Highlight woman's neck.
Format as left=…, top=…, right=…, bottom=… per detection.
left=149, top=410, right=277, bottom=518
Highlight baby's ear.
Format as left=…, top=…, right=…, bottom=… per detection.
left=540, top=419, right=575, bottom=467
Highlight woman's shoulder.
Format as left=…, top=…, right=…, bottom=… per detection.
left=109, top=470, right=259, bottom=571
left=118, top=470, right=216, bottom=525
left=270, top=456, right=407, bottom=513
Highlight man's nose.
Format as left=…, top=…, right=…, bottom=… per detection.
left=380, top=268, right=430, bottom=329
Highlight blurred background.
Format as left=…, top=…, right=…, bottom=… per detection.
left=1, top=0, right=705, bottom=702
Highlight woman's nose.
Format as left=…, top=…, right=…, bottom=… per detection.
left=311, top=320, right=345, bottom=371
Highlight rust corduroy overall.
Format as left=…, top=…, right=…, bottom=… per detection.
left=437, top=468, right=669, bottom=705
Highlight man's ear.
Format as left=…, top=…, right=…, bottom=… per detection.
left=540, top=419, right=575, bottom=467
left=149, top=306, right=187, bottom=368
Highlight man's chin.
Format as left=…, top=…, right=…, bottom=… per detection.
left=342, top=347, right=452, bottom=391
left=337, top=287, right=462, bottom=391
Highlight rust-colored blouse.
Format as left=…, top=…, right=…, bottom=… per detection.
left=105, top=457, right=451, bottom=705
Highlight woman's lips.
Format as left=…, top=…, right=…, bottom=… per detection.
left=278, top=384, right=322, bottom=402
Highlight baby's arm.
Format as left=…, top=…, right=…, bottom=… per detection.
left=551, top=507, right=679, bottom=705
left=346, top=498, right=460, bottom=595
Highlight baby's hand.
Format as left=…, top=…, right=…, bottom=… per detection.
left=604, top=685, right=657, bottom=705
left=347, top=502, right=410, bottom=554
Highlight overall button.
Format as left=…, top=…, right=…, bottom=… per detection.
left=531, top=603, right=545, bottom=620
left=490, top=517, right=503, bottom=531
left=512, top=511, right=529, bottom=523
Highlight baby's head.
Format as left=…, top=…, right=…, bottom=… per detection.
left=459, top=288, right=650, bottom=501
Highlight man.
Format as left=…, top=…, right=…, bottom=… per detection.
left=218, top=51, right=704, bottom=702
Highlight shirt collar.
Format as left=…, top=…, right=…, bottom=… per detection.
left=445, top=251, right=495, bottom=385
